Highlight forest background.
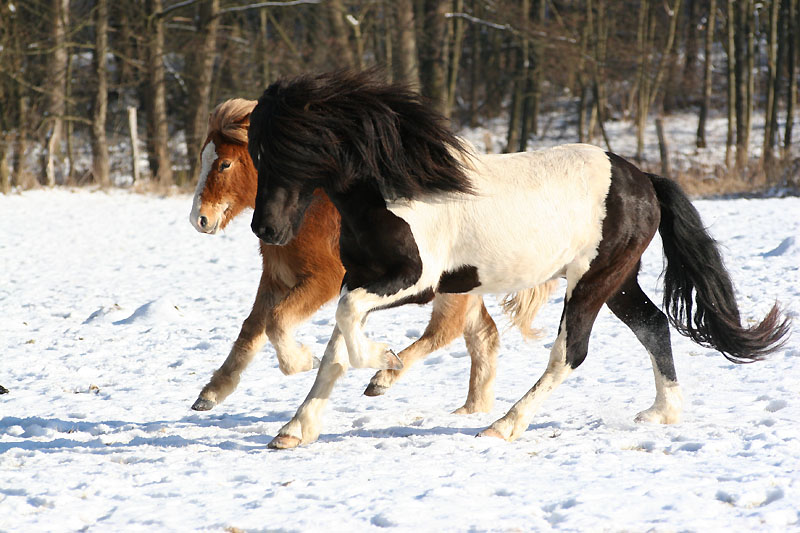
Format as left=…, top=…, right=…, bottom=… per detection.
left=0, top=0, right=798, bottom=196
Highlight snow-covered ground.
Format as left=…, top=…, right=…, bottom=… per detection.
left=1, top=188, right=799, bottom=532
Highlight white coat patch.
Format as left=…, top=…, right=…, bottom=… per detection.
left=386, top=144, right=613, bottom=296
left=189, top=141, right=217, bottom=231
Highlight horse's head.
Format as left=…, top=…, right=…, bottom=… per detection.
left=247, top=86, right=324, bottom=246
left=189, top=99, right=257, bottom=234
left=250, top=161, right=318, bottom=246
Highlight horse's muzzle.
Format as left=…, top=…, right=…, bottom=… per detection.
left=251, top=222, right=291, bottom=246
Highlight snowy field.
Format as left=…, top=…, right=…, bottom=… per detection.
left=1, top=188, right=799, bottom=532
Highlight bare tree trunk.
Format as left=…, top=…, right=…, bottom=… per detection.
left=725, top=0, right=736, bottom=168
left=734, top=0, right=753, bottom=168
left=382, top=1, right=393, bottom=82
left=185, top=0, right=219, bottom=186
left=744, top=0, right=755, bottom=168
left=43, top=0, right=70, bottom=186
left=506, top=44, right=523, bottom=152
left=65, top=48, right=75, bottom=184
left=257, top=8, right=271, bottom=89
left=5, top=8, right=27, bottom=187
left=681, top=0, right=700, bottom=98
left=446, top=0, right=465, bottom=118
left=656, top=116, right=672, bottom=178
left=577, top=0, right=592, bottom=144
left=764, top=0, right=781, bottom=166
left=13, top=96, right=28, bottom=186
left=128, top=107, right=141, bottom=185
left=91, top=0, right=110, bottom=188
left=783, top=0, right=798, bottom=157
left=529, top=0, right=546, bottom=137
left=519, top=0, right=536, bottom=151
left=696, top=0, right=716, bottom=148
left=145, top=0, right=173, bottom=186
left=349, top=11, right=365, bottom=70
left=584, top=0, right=611, bottom=151
left=394, top=0, right=419, bottom=89
left=635, top=1, right=651, bottom=160
left=0, top=135, right=9, bottom=194
left=647, top=0, right=683, bottom=112
left=328, top=0, right=356, bottom=68
left=468, top=0, right=481, bottom=127
left=420, top=0, right=449, bottom=113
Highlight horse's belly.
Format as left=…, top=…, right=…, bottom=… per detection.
left=451, top=233, right=583, bottom=294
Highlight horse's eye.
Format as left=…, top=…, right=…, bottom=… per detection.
left=219, top=161, right=231, bottom=171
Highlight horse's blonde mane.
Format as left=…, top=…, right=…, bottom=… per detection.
left=207, top=98, right=257, bottom=144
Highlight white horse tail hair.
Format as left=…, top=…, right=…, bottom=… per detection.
left=500, top=279, right=559, bottom=340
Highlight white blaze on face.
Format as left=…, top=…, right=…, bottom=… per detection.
left=189, top=141, right=217, bottom=231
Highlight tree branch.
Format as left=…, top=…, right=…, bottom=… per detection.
left=218, top=0, right=322, bottom=16
left=156, top=0, right=322, bottom=20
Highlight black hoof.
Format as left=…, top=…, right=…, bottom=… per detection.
left=363, top=383, right=388, bottom=397
left=0, top=385, right=8, bottom=395
left=191, top=397, right=216, bottom=411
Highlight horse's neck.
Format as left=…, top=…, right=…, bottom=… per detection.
left=328, top=181, right=386, bottom=225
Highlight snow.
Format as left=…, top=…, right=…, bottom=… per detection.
left=1, top=188, right=799, bottom=532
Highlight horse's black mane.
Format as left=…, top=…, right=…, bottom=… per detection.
left=248, top=69, right=472, bottom=200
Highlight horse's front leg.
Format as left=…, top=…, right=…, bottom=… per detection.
left=266, top=275, right=340, bottom=375
left=192, top=275, right=285, bottom=411
left=269, top=326, right=349, bottom=449
left=335, top=287, right=410, bottom=370
left=365, top=293, right=470, bottom=396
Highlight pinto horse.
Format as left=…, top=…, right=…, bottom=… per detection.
left=188, top=98, right=555, bottom=413
left=248, top=70, right=791, bottom=449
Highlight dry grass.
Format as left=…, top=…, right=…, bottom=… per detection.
left=641, top=157, right=800, bottom=198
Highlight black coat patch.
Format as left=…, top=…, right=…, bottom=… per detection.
left=438, top=265, right=481, bottom=293
left=331, top=181, right=426, bottom=297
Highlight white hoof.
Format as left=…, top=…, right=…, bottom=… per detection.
left=634, top=407, right=682, bottom=424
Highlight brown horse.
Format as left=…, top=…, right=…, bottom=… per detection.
left=189, top=98, right=555, bottom=414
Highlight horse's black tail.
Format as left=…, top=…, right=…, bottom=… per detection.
left=648, top=174, right=791, bottom=363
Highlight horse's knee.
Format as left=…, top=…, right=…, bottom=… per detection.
left=466, top=308, right=499, bottom=354
left=334, top=294, right=353, bottom=322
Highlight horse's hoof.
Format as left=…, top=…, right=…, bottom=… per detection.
left=0, top=385, right=8, bottom=395
left=191, top=398, right=216, bottom=411
left=268, top=434, right=302, bottom=449
left=634, top=409, right=681, bottom=425
left=385, top=349, right=403, bottom=370
left=364, top=383, right=388, bottom=397
left=453, top=405, right=476, bottom=415
left=476, top=427, right=506, bottom=440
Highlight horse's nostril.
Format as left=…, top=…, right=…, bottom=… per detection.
left=199, top=215, right=208, bottom=228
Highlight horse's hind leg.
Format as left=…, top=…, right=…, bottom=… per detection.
left=364, top=294, right=500, bottom=414
left=364, top=293, right=470, bottom=396
left=192, top=275, right=286, bottom=411
left=606, top=271, right=683, bottom=424
left=453, top=295, right=499, bottom=414
left=479, top=251, right=643, bottom=441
